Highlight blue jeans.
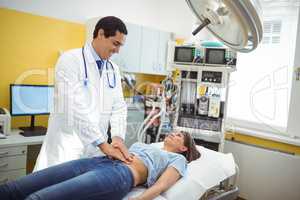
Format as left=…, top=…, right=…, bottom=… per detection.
left=0, top=157, right=134, bottom=200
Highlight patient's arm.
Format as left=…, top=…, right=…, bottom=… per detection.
left=129, top=167, right=181, bottom=200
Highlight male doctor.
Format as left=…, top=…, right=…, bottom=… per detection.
left=35, top=16, right=132, bottom=171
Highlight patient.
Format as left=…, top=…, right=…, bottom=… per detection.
left=0, top=131, right=200, bottom=200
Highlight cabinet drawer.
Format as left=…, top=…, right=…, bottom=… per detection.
left=0, top=146, right=27, bottom=157
left=0, top=169, right=26, bottom=184
left=0, top=155, right=26, bottom=171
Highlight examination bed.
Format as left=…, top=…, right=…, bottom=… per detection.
left=123, top=144, right=239, bottom=200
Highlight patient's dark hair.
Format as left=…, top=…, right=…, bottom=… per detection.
left=181, top=131, right=201, bottom=162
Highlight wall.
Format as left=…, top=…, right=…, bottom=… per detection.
left=123, top=74, right=166, bottom=98
left=287, top=5, right=300, bottom=138
left=224, top=140, right=300, bottom=200
left=0, top=0, right=201, bottom=108
left=0, top=6, right=172, bottom=129
left=0, top=0, right=196, bottom=39
left=0, top=8, right=85, bottom=128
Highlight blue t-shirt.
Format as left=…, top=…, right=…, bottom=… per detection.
left=129, top=142, right=187, bottom=187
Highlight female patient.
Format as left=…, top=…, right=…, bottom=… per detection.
left=0, top=131, right=200, bottom=200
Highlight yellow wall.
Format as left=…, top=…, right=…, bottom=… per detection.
left=123, top=73, right=166, bottom=97
left=0, top=8, right=85, bottom=128
left=226, top=131, right=300, bottom=155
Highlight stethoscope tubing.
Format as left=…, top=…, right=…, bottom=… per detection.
left=82, top=46, right=116, bottom=88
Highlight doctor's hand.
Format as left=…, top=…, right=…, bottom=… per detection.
left=111, top=136, right=133, bottom=163
left=99, top=142, right=131, bottom=164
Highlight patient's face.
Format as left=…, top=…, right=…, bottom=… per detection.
left=164, top=132, right=187, bottom=152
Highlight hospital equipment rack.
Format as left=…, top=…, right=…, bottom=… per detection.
left=171, top=63, right=236, bottom=152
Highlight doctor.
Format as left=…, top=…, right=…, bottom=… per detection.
left=35, top=16, right=132, bottom=171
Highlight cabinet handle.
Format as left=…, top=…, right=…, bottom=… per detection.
left=0, top=163, right=8, bottom=168
left=296, top=67, right=300, bottom=81
left=158, top=63, right=162, bottom=72
left=0, top=178, right=8, bottom=183
left=0, top=151, right=9, bottom=156
left=153, top=62, right=157, bottom=71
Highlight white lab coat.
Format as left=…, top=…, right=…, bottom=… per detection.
left=34, top=44, right=127, bottom=171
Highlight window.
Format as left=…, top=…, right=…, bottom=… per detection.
left=262, top=20, right=282, bottom=44
left=226, top=0, right=300, bottom=139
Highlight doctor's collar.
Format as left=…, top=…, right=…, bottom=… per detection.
left=88, top=42, right=107, bottom=62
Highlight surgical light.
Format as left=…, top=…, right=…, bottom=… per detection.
left=186, top=0, right=263, bottom=52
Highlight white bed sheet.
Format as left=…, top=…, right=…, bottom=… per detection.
left=123, top=187, right=166, bottom=200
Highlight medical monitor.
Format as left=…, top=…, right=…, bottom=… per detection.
left=205, top=48, right=226, bottom=64
left=174, top=46, right=195, bottom=63
left=10, top=84, right=54, bottom=136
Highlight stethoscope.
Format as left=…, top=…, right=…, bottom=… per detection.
left=82, top=46, right=116, bottom=88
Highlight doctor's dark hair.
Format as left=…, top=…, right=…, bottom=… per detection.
left=93, top=16, right=128, bottom=39
left=181, top=131, right=201, bottom=163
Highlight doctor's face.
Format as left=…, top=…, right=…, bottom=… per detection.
left=96, top=29, right=126, bottom=59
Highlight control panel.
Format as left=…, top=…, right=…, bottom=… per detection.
left=201, top=71, right=222, bottom=84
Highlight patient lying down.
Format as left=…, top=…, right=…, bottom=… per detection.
left=0, top=131, right=200, bottom=200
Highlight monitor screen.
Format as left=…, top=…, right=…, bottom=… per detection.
left=10, top=84, right=54, bottom=116
left=174, top=47, right=194, bottom=62
left=206, top=49, right=225, bottom=64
